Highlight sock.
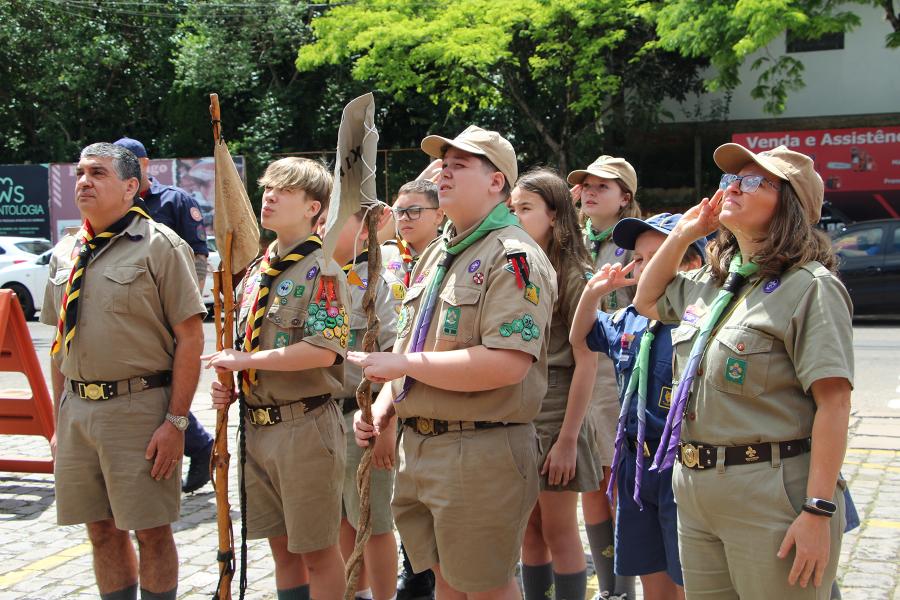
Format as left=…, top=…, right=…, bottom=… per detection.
left=553, top=570, right=586, bottom=600
left=139, top=588, right=176, bottom=600
left=831, top=580, right=842, bottom=600
left=355, top=588, right=373, bottom=599
left=276, top=584, right=311, bottom=600
left=613, top=574, right=635, bottom=597
left=522, top=562, right=554, bottom=600
left=100, top=584, right=138, bottom=600
left=586, top=520, right=616, bottom=595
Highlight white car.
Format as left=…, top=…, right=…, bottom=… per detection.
left=0, top=250, right=51, bottom=320
left=202, top=237, right=221, bottom=311
left=0, top=236, right=52, bottom=270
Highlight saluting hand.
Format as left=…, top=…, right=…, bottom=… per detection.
left=145, top=420, right=185, bottom=481
left=347, top=351, right=407, bottom=383
left=570, top=184, right=582, bottom=206
left=675, top=188, right=723, bottom=241
left=201, top=349, right=249, bottom=373
left=210, top=380, right=237, bottom=409
left=778, top=511, right=831, bottom=589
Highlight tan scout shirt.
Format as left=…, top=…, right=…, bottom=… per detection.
left=547, top=264, right=591, bottom=370
left=391, top=223, right=557, bottom=423
left=236, top=249, right=351, bottom=407
left=382, top=239, right=422, bottom=286
left=41, top=217, right=205, bottom=382
left=338, top=258, right=404, bottom=399
left=656, top=261, right=854, bottom=446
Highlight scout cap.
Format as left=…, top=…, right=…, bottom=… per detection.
left=421, top=125, right=518, bottom=187
left=113, top=137, right=148, bottom=158
left=713, top=143, right=824, bottom=224
left=567, top=155, right=638, bottom=195
left=613, top=212, right=707, bottom=263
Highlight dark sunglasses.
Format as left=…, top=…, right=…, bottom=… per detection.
left=719, top=173, right=781, bottom=193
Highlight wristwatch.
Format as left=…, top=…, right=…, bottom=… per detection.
left=802, top=497, right=837, bottom=517
left=166, top=413, right=190, bottom=432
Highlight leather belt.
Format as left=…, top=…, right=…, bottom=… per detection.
left=246, top=394, right=332, bottom=427
left=70, top=372, right=172, bottom=400
left=677, top=438, right=811, bottom=470
left=340, top=396, right=359, bottom=415
left=402, top=417, right=510, bottom=437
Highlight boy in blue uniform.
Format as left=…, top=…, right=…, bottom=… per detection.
left=571, top=214, right=705, bottom=600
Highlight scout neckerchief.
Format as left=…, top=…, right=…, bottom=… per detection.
left=584, top=218, right=614, bottom=262
left=394, top=202, right=519, bottom=403
left=651, top=254, right=760, bottom=471
left=343, top=250, right=369, bottom=288
left=50, top=202, right=152, bottom=355
left=241, top=234, right=322, bottom=391
left=607, top=320, right=660, bottom=509
left=396, top=236, right=415, bottom=287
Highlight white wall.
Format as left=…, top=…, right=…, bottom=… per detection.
left=664, top=3, right=900, bottom=122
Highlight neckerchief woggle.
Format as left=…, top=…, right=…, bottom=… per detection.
left=394, top=202, right=519, bottom=403
left=584, top=218, right=614, bottom=262
left=51, top=202, right=152, bottom=355
left=651, top=254, right=760, bottom=471
left=607, top=319, right=660, bottom=509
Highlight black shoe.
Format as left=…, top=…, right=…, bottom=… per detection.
left=182, top=442, right=213, bottom=494
left=396, top=565, right=435, bottom=600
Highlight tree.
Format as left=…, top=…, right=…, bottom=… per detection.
left=295, top=0, right=706, bottom=172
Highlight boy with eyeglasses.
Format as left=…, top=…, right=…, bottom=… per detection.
left=383, top=180, right=444, bottom=287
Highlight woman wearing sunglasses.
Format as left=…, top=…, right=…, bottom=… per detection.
left=633, top=144, right=853, bottom=599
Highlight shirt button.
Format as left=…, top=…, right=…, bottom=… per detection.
left=688, top=412, right=696, bottom=421
left=737, top=342, right=746, bottom=352
left=697, top=366, right=703, bottom=376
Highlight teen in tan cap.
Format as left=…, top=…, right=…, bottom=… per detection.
left=205, top=157, right=351, bottom=600
left=634, top=143, right=852, bottom=599
left=568, top=154, right=642, bottom=598
left=351, top=125, right=557, bottom=597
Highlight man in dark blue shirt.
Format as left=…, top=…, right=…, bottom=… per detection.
left=114, top=137, right=214, bottom=495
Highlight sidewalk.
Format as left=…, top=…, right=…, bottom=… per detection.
left=0, top=401, right=897, bottom=599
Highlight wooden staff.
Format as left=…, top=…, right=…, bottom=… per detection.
left=210, top=93, right=236, bottom=600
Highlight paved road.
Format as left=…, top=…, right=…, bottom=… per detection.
left=0, top=321, right=897, bottom=598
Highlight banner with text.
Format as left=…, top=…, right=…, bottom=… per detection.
left=0, top=165, right=50, bottom=238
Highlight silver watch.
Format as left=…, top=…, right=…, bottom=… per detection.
left=166, top=413, right=189, bottom=432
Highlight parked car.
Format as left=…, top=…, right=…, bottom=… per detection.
left=833, top=218, right=900, bottom=316
left=0, top=249, right=51, bottom=320
left=0, top=236, right=52, bottom=270
left=202, top=237, right=221, bottom=311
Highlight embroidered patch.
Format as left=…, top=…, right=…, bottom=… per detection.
left=621, top=333, right=635, bottom=351
left=724, top=357, right=747, bottom=384
left=468, top=259, right=481, bottom=273
left=443, top=306, right=461, bottom=336
left=190, top=206, right=203, bottom=222
left=197, top=224, right=207, bottom=240
left=504, top=263, right=515, bottom=274
left=358, top=278, right=368, bottom=291
left=615, top=247, right=625, bottom=257
left=347, top=270, right=365, bottom=288
left=659, top=386, right=672, bottom=410
left=524, top=282, right=540, bottom=305
left=414, top=269, right=429, bottom=284
left=348, top=330, right=357, bottom=348
left=279, top=297, right=288, bottom=305
left=682, top=305, right=701, bottom=325
left=472, top=272, right=485, bottom=285
left=391, top=283, right=406, bottom=300
left=397, top=305, right=414, bottom=339
left=606, top=291, right=619, bottom=310
left=293, top=284, right=306, bottom=298
left=388, top=261, right=402, bottom=270
left=500, top=314, right=539, bottom=341
left=764, top=279, right=780, bottom=293
left=305, top=301, right=348, bottom=347
left=306, top=266, right=319, bottom=280
left=274, top=332, right=290, bottom=348
left=276, top=279, right=294, bottom=296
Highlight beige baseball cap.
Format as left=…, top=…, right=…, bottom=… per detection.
left=713, top=143, right=824, bottom=224
left=567, top=155, right=638, bottom=195
left=421, top=125, right=518, bottom=187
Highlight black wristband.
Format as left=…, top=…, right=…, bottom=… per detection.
left=801, top=505, right=833, bottom=517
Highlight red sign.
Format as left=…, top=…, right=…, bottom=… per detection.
left=731, top=127, right=900, bottom=193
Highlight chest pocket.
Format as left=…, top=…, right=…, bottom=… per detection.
left=102, top=265, right=147, bottom=314
left=435, top=284, right=482, bottom=348
left=264, top=301, right=307, bottom=348
left=396, top=284, right=424, bottom=342
left=670, top=322, right=699, bottom=389
left=708, top=325, right=773, bottom=399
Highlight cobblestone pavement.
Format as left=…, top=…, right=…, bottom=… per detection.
left=0, top=323, right=898, bottom=598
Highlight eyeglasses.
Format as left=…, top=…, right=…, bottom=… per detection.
left=719, top=173, right=781, bottom=194
left=392, top=206, right=437, bottom=221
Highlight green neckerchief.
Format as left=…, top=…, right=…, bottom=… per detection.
left=396, top=202, right=519, bottom=402
left=585, top=218, right=615, bottom=262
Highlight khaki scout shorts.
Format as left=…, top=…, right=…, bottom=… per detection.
left=242, top=399, right=346, bottom=554
left=392, top=423, right=539, bottom=593
left=341, top=411, right=394, bottom=535
left=55, top=386, right=180, bottom=531
left=588, top=360, right=619, bottom=466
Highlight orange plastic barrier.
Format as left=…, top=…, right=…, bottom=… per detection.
left=0, top=289, right=55, bottom=473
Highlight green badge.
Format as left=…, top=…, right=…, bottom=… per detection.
left=348, top=330, right=357, bottom=348
left=511, top=318, right=524, bottom=333
left=443, top=306, right=461, bottom=336
left=499, top=323, right=512, bottom=337
left=325, top=316, right=337, bottom=328
left=725, top=357, right=747, bottom=384
left=274, top=332, right=290, bottom=348
left=308, top=302, right=319, bottom=316
left=279, top=297, right=288, bottom=305
left=293, top=284, right=306, bottom=298
left=607, top=291, right=619, bottom=310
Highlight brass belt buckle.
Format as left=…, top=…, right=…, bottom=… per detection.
left=415, top=417, right=435, bottom=436
left=681, top=443, right=699, bottom=468
left=250, top=407, right=275, bottom=426
left=78, top=382, right=108, bottom=400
